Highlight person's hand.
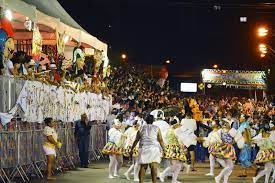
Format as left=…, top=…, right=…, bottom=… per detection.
left=57, top=142, right=62, bottom=149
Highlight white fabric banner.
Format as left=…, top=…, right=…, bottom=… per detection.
left=9, top=80, right=111, bottom=123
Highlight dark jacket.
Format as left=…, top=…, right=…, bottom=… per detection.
left=74, top=120, right=92, bottom=139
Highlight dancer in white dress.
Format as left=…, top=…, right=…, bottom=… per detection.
left=102, top=119, right=125, bottom=179
left=160, top=118, right=187, bottom=183
left=212, top=122, right=236, bottom=183
left=131, top=114, right=166, bottom=183
left=123, top=121, right=140, bottom=181
left=199, top=120, right=226, bottom=176
left=252, top=123, right=275, bottom=183
left=151, top=109, right=170, bottom=175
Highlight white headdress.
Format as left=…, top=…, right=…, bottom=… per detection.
left=150, top=109, right=165, bottom=120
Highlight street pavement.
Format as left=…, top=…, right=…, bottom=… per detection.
left=31, top=161, right=268, bottom=183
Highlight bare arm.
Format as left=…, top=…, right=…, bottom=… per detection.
left=46, top=135, right=59, bottom=146
left=157, top=130, right=165, bottom=151
left=131, top=131, right=141, bottom=151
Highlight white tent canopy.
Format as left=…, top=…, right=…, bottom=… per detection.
left=0, top=0, right=107, bottom=52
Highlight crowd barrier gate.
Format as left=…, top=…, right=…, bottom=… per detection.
left=0, top=123, right=107, bottom=183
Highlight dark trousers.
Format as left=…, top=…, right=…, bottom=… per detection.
left=78, top=136, right=90, bottom=166
left=196, top=143, right=207, bottom=162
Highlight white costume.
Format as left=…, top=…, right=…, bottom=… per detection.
left=174, top=125, right=197, bottom=148
left=151, top=109, right=170, bottom=176
left=252, top=132, right=275, bottom=183
left=102, top=120, right=125, bottom=179
left=151, top=109, right=169, bottom=145
left=203, top=129, right=226, bottom=176
left=138, top=124, right=162, bottom=164
left=43, top=126, right=58, bottom=156
left=123, top=127, right=140, bottom=181
left=160, top=123, right=189, bottom=183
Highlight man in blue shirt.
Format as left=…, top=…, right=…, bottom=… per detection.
left=74, top=113, right=92, bottom=168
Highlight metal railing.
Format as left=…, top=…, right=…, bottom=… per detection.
left=0, top=122, right=107, bottom=183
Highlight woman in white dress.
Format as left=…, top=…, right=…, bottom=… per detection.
left=252, top=124, right=275, bottom=183
left=131, top=114, right=166, bottom=183
left=123, top=121, right=140, bottom=181
left=43, top=118, right=62, bottom=180
left=160, top=118, right=187, bottom=183
left=199, top=120, right=226, bottom=176
left=102, top=119, right=125, bottom=178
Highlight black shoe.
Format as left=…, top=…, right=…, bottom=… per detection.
left=81, top=165, right=89, bottom=168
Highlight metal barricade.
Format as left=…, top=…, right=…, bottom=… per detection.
left=66, top=125, right=78, bottom=167
left=32, top=129, right=46, bottom=179
left=89, top=124, right=106, bottom=161
left=0, top=130, right=10, bottom=183
left=0, top=123, right=107, bottom=182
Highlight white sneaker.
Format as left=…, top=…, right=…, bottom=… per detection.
left=186, top=165, right=191, bottom=174
left=252, top=177, right=256, bottom=183
left=124, top=172, right=130, bottom=180
left=159, top=173, right=165, bottom=182
left=114, top=173, right=120, bottom=178
left=134, top=178, right=140, bottom=182
left=215, top=176, right=220, bottom=183
left=205, top=173, right=214, bottom=176
left=108, top=175, right=115, bottom=179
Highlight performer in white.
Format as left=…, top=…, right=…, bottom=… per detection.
left=252, top=123, right=275, bottom=183
left=178, top=112, right=197, bottom=171
left=131, top=114, right=166, bottom=183
left=102, top=119, right=125, bottom=179
left=211, top=122, right=237, bottom=183
left=123, top=121, right=140, bottom=181
left=198, top=120, right=226, bottom=176
left=160, top=117, right=188, bottom=183
left=151, top=109, right=169, bottom=145
left=151, top=110, right=170, bottom=175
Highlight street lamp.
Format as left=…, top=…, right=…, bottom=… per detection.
left=165, top=60, right=171, bottom=64
left=259, top=43, right=267, bottom=56
left=121, top=53, right=127, bottom=60
left=213, top=64, right=218, bottom=69
left=258, top=27, right=268, bottom=37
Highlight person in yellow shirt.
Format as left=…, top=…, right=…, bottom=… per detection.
left=42, top=118, right=62, bottom=180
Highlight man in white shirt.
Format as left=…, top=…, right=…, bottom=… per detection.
left=181, top=112, right=197, bottom=171
left=151, top=109, right=170, bottom=176
left=151, top=110, right=169, bottom=145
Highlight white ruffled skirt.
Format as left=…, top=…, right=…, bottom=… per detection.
left=43, top=145, right=56, bottom=156
left=138, top=146, right=161, bottom=164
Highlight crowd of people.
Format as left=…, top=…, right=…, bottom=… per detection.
left=102, top=66, right=275, bottom=183
left=1, top=50, right=110, bottom=94
left=2, top=50, right=275, bottom=182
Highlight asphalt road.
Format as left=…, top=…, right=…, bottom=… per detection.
left=31, top=161, right=269, bottom=183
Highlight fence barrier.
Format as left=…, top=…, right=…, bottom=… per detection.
left=0, top=122, right=107, bottom=183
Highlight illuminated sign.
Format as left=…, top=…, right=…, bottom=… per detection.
left=181, top=83, right=197, bottom=92
left=201, top=69, right=266, bottom=89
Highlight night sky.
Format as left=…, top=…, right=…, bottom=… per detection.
left=57, top=0, right=275, bottom=74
